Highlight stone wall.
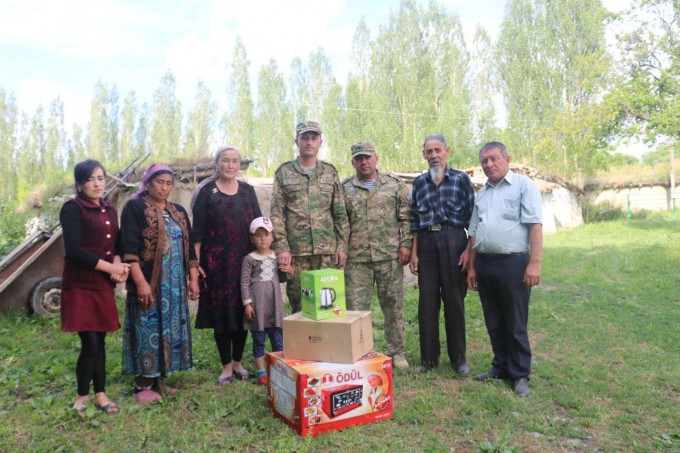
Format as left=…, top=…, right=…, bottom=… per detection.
left=592, top=185, right=675, bottom=211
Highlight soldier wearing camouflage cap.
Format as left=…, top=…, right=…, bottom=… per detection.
left=342, top=142, right=412, bottom=368
left=270, top=121, right=350, bottom=313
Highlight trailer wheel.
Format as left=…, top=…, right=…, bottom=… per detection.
left=31, top=277, right=62, bottom=317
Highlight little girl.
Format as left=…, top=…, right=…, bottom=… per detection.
left=241, top=217, right=293, bottom=385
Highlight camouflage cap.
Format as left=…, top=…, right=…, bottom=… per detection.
left=351, top=141, right=376, bottom=157
left=296, top=120, right=322, bottom=137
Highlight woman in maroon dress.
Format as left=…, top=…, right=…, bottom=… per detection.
left=60, top=159, right=129, bottom=413
left=190, top=146, right=262, bottom=384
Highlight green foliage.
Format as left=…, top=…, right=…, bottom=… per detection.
left=0, top=204, right=32, bottom=258
left=581, top=200, right=626, bottom=223
left=223, top=37, right=254, bottom=156
left=150, top=71, right=182, bottom=160
left=476, top=437, right=520, bottom=453
left=87, top=81, right=119, bottom=163
left=0, top=88, right=18, bottom=203
left=3, top=0, right=679, bottom=210
left=612, top=0, right=680, bottom=153
left=497, top=0, right=613, bottom=177
left=0, top=201, right=61, bottom=258
left=184, top=81, right=217, bottom=160
left=253, top=60, right=293, bottom=176
left=642, top=144, right=676, bottom=166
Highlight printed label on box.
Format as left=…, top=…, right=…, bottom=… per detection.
left=301, top=269, right=347, bottom=320
left=266, top=351, right=393, bottom=437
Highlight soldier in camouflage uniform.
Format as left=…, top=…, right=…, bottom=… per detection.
left=270, top=120, right=350, bottom=313
left=342, top=142, right=412, bottom=368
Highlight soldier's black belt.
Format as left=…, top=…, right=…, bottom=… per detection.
left=423, top=223, right=459, bottom=232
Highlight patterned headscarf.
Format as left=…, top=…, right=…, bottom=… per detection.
left=189, top=145, right=240, bottom=210
left=131, top=163, right=174, bottom=199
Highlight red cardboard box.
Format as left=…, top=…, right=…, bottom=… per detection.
left=266, top=351, right=393, bottom=437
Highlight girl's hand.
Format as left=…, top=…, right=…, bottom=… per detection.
left=244, top=304, right=254, bottom=321
left=136, top=281, right=154, bottom=309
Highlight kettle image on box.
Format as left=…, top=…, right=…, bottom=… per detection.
left=320, top=287, right=336, bottom=309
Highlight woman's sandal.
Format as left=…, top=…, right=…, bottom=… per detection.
left=217, top=375, right=232, bottom=385
left=95, top=402, right=119, bottom=414
left=233, top=369, right=250, bottom=380
left=133, top=389, right=163, bottom=403
left=159, top=383, right=178, bottom=395
left=72, top=403, right=87, bottom=413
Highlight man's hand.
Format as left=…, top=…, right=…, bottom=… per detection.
left=398, top=247, right=411, bottom=266
left=524, top=261, right=541, bottom=287
left=277, top=252, right=292, bottom=267
left=279, top=262, right=295, bottom=277
left=466, top=268, right=478, bottom=291
left=336, top=251, right=347, bottom=269
left=409, top=253, right=419, bottom=276
left=458, top=248, right=470, bottom=272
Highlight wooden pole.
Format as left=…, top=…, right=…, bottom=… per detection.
left=671, top=140, right=676, bottom=192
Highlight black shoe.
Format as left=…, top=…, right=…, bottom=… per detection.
left=474, top=369, right=503, bottom=381
left=454, top=363, right=470, bottom=375
left=512, top=378, right=530, bottom=397
left=415, top=365, right=430, bottom=374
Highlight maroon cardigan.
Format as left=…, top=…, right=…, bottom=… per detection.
left=60, top=195, right=119, bottom=291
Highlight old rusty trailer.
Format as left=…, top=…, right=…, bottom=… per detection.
left=0, top=154, right=148, bottom=316
left=0, top=228, right=65, bottom=316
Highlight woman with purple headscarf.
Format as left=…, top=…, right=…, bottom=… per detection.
left=119, top=163, right=199, bottom=403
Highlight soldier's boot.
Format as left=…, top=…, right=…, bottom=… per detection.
left=392, top=354, right=409, bottom=369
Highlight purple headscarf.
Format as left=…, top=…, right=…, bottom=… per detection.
left=131, top=163, right=174, bottom=199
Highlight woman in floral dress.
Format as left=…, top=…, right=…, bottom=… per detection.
left=120, top=164, right=199, bottom=403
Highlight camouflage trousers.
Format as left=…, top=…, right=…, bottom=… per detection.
left=287, top=255, right=337, bottom=313
left=344, top=259, right=406, bottom=357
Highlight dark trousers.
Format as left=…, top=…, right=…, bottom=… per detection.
left=417, top=228, right=468, bottom=368
left=475, top=253, right=532, bottom=379
left=252, top=327, right=283, bottom=358
left=214, top=330, right=248, bottom=365
left=76, top=331, right=107, bottom=396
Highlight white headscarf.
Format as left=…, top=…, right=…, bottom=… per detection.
left=189, top=145, right=240, bottom=210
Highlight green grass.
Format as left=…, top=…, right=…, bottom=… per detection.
left=1, top=219, right=680, bottom=451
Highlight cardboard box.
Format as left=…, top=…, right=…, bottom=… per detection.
left=283, top=311, right=373, bottom=364
left=266, top=351, right=393, bottom=437
left=300, top=268, right=346, bottom=320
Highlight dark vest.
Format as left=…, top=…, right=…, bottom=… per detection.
left=61, top=196, right=119, bottom=291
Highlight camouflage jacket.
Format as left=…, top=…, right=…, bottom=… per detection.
left=342, top=172, right=412, bottom=263
left=270, top=159, right=349, bottom=256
